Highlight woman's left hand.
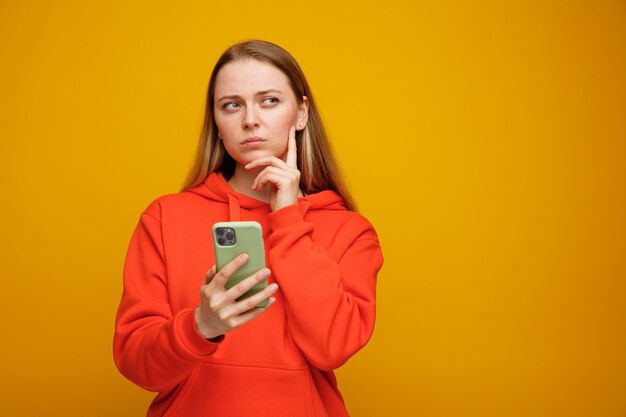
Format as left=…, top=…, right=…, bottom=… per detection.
left=245, top=126, right=301, bottom=212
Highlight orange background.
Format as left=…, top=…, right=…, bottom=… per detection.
left=1, top=1, right=625, bottom=416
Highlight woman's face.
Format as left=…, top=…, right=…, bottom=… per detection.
left=213, top=59, right=308, bottom=166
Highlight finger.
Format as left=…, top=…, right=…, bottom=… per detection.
left=228, top=297, right=277, bottom=327
left=286, top=126, right=297, bottom=168
left=252, top=167, right=292, bottom=190
left=233, top=284, right=278, bottom=314
left=245, top=156, right=289, bottom=170
left=203, top=265, right=217, bottom=285
left=212, top=253, right=249, bottom=288
left=251, top=165, right=280, bottom=190
left=225, top=268, right=272, bottom=300
left=254, top=171, right=292, bottom=192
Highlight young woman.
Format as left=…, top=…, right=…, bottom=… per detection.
left=114, top=39, right=383, bottom=417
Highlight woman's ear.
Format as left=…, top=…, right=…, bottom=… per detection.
left=296, top=96, right=309, bottom=131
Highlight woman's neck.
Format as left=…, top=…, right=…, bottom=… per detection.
left=227, top=164, right=270, bottom=202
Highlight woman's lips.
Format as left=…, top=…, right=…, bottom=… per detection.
left=241, top=137, right=267, bottom=148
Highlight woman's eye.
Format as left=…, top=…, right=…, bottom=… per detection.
left=223, top=102, right=240, bottom=110
left=262, top=97, right=279, bottom=105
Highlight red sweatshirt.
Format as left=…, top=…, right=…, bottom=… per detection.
left=113, top=172, right=383, bottom=417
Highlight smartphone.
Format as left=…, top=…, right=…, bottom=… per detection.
left=212, top=221, right=268, bottom=307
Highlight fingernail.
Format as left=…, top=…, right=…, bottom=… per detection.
left=268, top=297, right=276, bottom=306
left=269, top=283, right=278, bottom=292
left=239, top=253, right=249, bottom=262
left=260, top=268, right=270, bottom=278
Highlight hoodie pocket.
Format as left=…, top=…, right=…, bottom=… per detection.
left=164, top=360, right=321, bottom=417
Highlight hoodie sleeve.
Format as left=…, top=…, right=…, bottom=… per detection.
left=266, top=204, right=383, bottom=371
left=113, top=201, right=220, bottom=392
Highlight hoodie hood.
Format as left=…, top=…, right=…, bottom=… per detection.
left=187, top=172, right=346, bottom=221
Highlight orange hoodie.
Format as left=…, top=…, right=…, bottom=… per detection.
left=114, top=172, right=383, bottom=417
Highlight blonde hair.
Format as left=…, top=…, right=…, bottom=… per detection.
left=182, top=39, right=357, bottom=212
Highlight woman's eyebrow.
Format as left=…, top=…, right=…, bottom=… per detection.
left=217, top=89, right=283, bottom=102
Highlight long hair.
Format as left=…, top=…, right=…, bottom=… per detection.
left=182, top=39, right=357, bottom=212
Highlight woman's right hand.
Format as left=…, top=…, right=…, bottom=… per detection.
left=194, top=253, right=278, bottom=340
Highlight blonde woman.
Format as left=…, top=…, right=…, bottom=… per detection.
left=114, top=39, right=383, bottom=417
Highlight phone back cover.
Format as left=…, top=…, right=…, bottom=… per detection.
left=212, top=221, right=268, bottom=305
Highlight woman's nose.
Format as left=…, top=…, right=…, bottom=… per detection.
left=242, top=109, right=260, bottom=129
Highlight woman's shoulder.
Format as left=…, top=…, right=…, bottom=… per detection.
left=139, top=190, right=217, bottom=221
left=303, top=191, right=379, bottom=241
left=337, top=210, right=380, bottom=241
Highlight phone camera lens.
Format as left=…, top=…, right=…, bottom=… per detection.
left=226, top=231, right=234, bottom=240
left=217, top=237, right=226, bottom=245
left=216, top=228, right=224, bottom=237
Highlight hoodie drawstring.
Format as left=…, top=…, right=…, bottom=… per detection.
left=227, top=193, right=241, bottom=221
